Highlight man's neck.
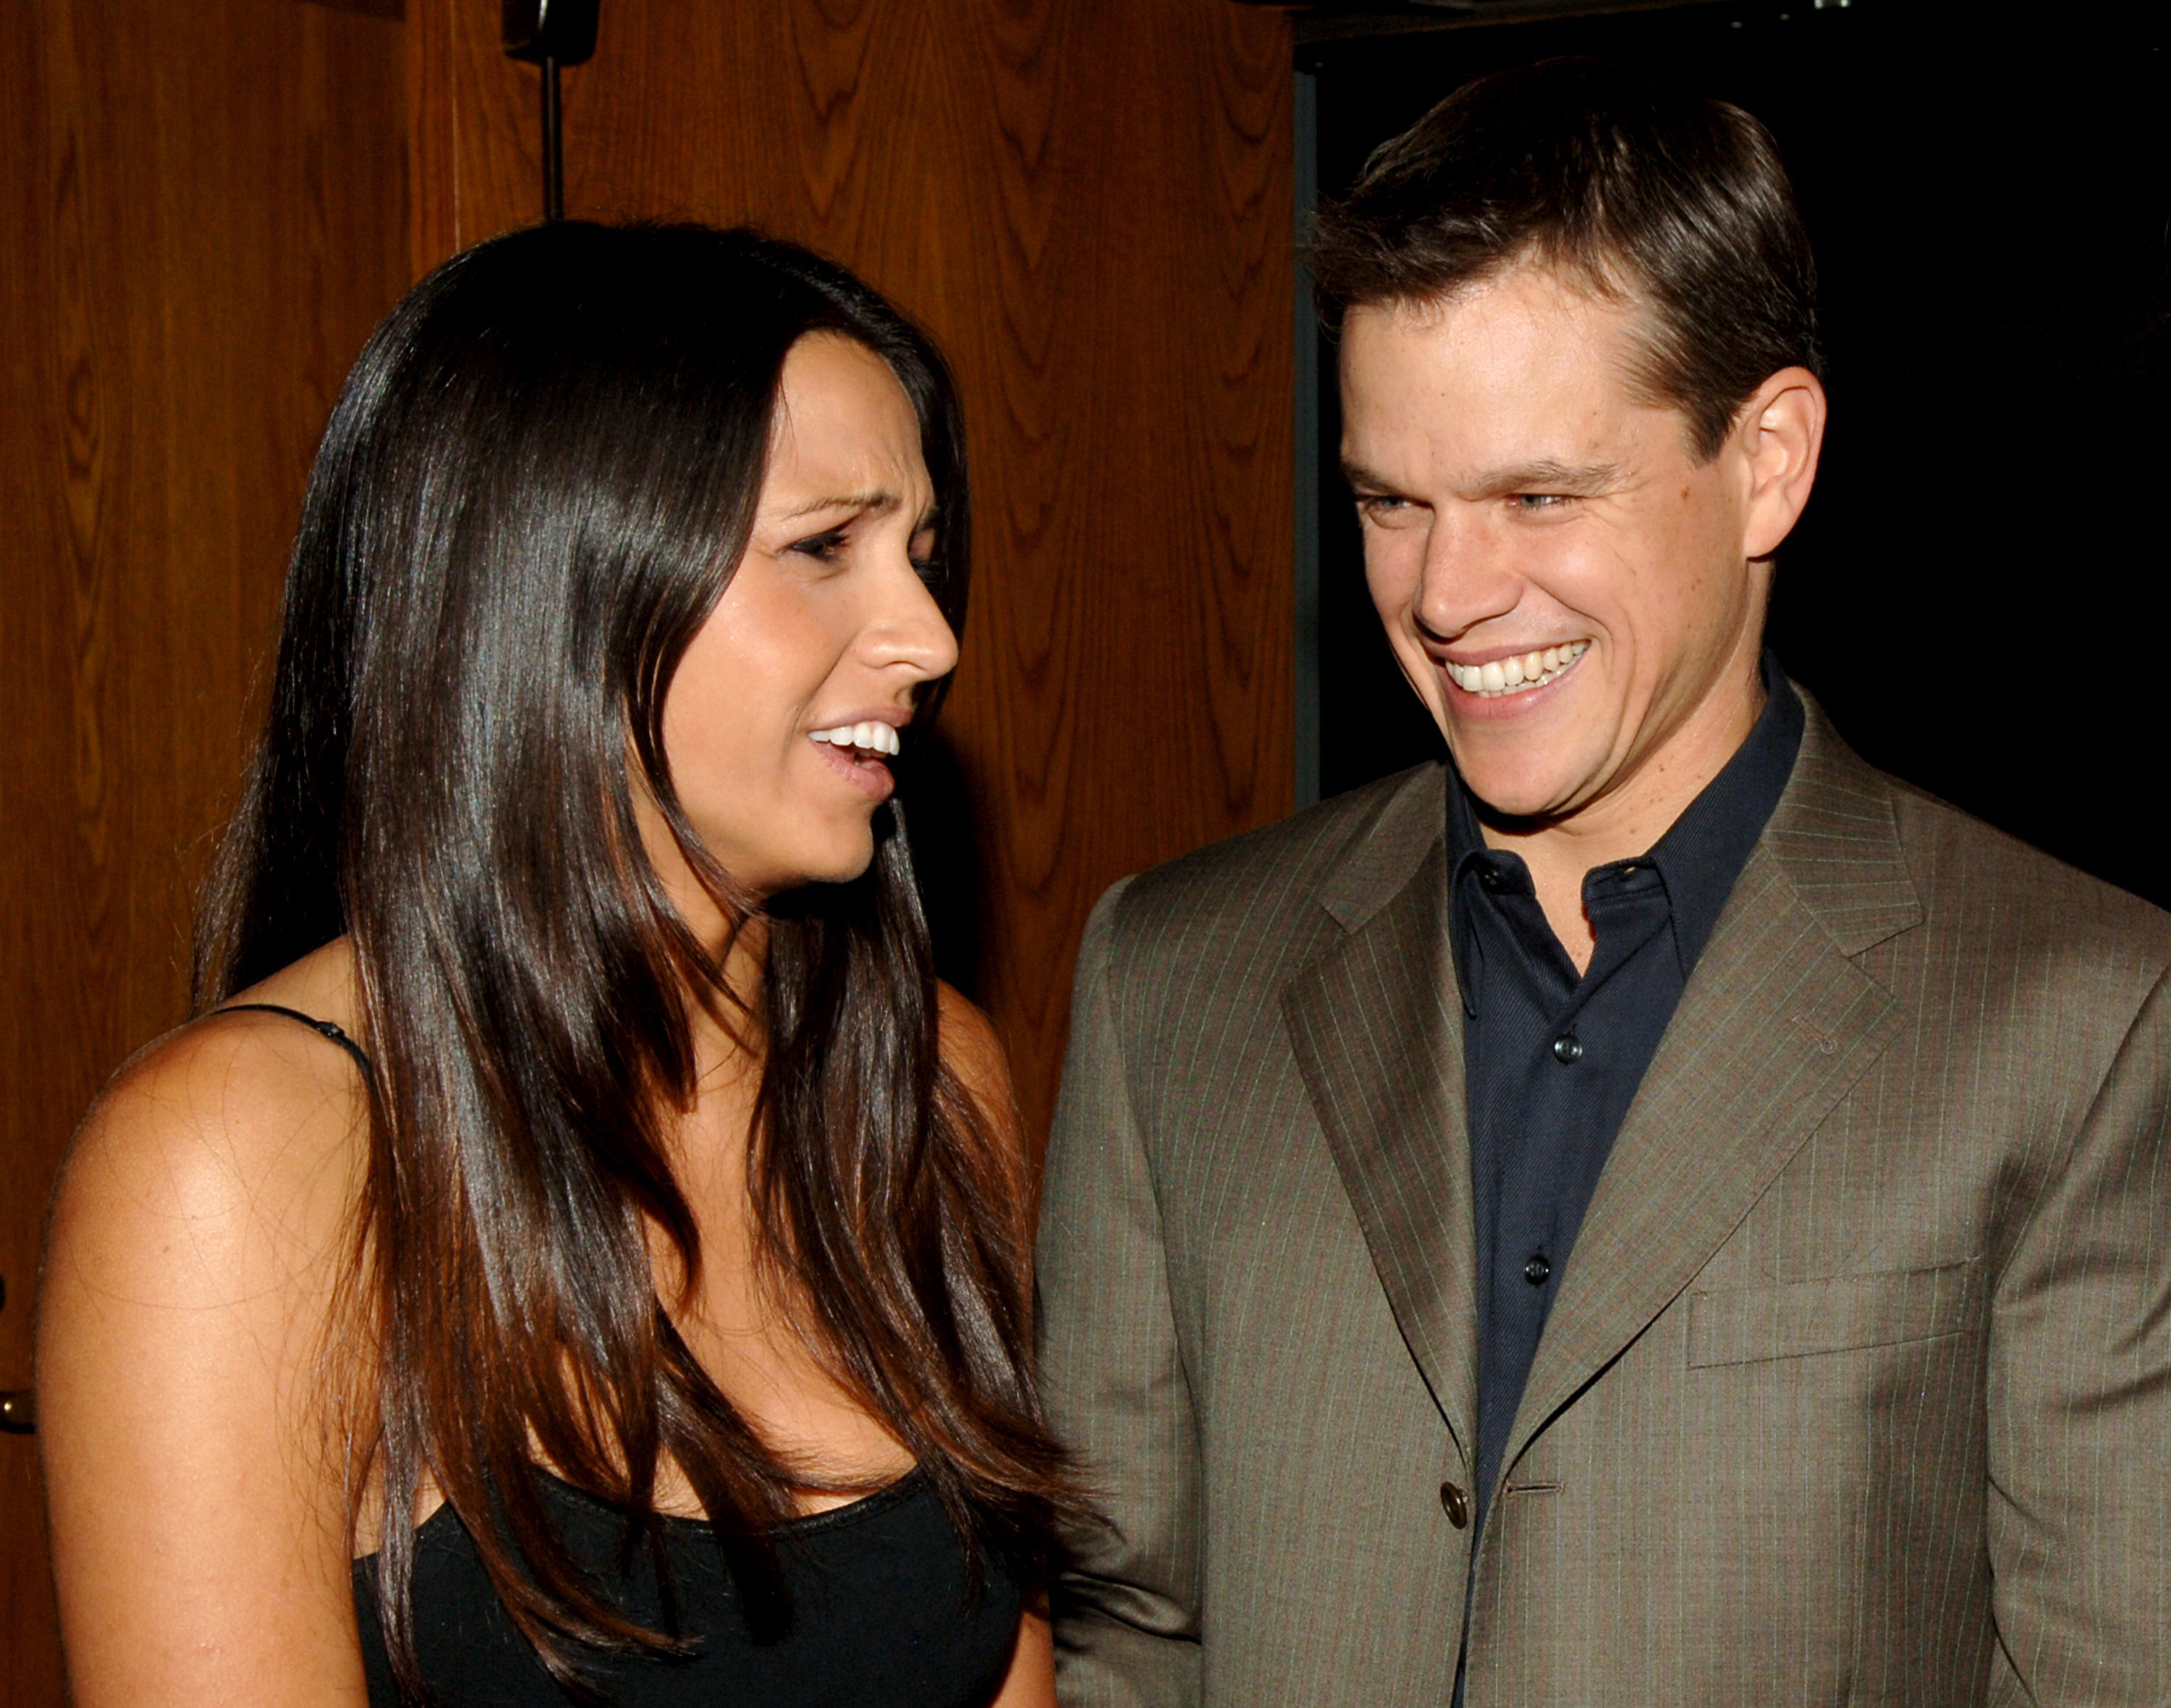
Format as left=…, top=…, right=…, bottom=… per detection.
left=1481, top=664, right=1768, bottom=973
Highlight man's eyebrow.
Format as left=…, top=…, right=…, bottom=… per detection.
left=778, top=489, right=905, bottom=523
left=1340, top=459, right=1403, bottom=495
left=1337, top=457, right=1622, bottom=498
left=1465, top=458, right=1620, bottom=496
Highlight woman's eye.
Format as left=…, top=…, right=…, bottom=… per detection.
left=788, top=528, right=849, bottom=562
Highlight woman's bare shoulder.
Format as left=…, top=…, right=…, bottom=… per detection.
left=41, top=936, right=375, bottom=1701
left=53, top=937, right=368, bottom=1323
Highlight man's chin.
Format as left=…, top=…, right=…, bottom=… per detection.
left=1442, top=745, right=1598, bottom=826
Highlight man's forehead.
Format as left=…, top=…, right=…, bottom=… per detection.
left=1345, top=265, right=1641, bottom=369
left=1340, top=272, right=1677, bottom=471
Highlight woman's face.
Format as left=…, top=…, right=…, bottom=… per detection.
left=652, top=333, right=958, bottom=910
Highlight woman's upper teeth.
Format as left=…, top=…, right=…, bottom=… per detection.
left=1446, top=640, right=1588, bottom=697
left=811, top=720, right=900, bottom=756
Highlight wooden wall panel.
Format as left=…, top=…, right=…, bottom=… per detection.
left=411, top=0, right=1298, bottom=1143
left=0, top=4, right=407, bottom=1699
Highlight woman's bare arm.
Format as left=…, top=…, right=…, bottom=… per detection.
left=936, top=981, right=1035, bottom=1225
left=935, top=986, right=1057, bottom=1708
left=991, top=1605, right=1058, bottom=1708
left=39, top=1006, right=374, bottom=1707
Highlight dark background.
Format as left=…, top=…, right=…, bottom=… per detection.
left=1305, top=1, right=2171, bottom=906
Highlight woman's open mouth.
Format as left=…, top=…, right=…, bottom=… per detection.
left=810, top=721, right=900, bottom=799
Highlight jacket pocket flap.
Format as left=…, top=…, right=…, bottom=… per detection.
left=1687, top=1259, right=1984, bottom=1369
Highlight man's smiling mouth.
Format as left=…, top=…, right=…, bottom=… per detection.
left=1444, top=640, right=1588, bottom=698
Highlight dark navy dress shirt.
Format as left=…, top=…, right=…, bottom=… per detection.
left=1451, top=655, right=1803, bottom=1534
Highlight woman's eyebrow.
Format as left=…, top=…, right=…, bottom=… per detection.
left=779, top=489, right=902, bottom=522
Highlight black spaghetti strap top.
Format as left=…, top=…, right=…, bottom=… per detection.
left=216, top=1002, right=376, bottom=1078
left=354, top=1471, right=1020, bottom=1707
left=216, top=1005, right=1023, bottom=1707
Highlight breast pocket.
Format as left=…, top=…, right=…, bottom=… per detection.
left=1685, top=1258, right=1985, bottom=1369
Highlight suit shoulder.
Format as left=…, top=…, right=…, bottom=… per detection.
left=1884, top=775, right=2171, bottom=973
left=1068, top=767, right=1442, bottom=1084
left=1111, top=764, right=1441, bottom=951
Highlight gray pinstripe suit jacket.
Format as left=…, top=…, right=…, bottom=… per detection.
left=1038, top=697, right=2171, bottom=1706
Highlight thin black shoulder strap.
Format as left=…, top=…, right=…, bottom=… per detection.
left=214, top=1002, right=376, bottom=1082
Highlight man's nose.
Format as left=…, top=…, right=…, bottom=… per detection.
left=866, top=555, right=960, bottom=682
left=1411, top=510, right=1523, bottom=639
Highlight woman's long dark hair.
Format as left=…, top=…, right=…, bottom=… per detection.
left=192, top=222, right=1077, bottom=1699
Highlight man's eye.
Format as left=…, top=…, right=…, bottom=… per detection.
left=789, top=528, right=849, bottom=561
left=1510, top=493, right=1570, bottom=511
left=1357, top=495, right=1411, bottom=520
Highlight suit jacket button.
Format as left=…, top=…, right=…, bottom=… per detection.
left=1439, top=1481, right=1469, bottom=1529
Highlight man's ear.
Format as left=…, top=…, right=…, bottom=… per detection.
left=1738, top=365, right=1827, bottom=561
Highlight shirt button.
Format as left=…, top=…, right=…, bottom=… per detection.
left=1523, top=1253, right=1552, bottom=1286
left=1552, top=1033, right=1583, bottom=1064
left=1439, top=1481, right=1469, bottom=1529
left=1478, top=868, right=1504, bottom=891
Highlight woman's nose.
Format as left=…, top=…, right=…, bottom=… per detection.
left=866, top=555, right=960, bottom=682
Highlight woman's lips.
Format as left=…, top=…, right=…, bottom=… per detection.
left=812, top=733, right=896, bottom=801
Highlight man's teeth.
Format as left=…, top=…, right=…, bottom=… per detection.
left=1445, top=640, right=1589, bottom=698
left=810, top=721, right=901, bottom=756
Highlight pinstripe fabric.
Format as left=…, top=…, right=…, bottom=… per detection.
left=1038, top=693, right=2171, bottom=1707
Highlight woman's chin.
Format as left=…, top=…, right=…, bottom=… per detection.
left=750, top=840, right=879, bottom=902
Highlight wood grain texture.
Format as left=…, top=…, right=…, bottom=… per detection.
left=412, top=0, right=1298, bottom=1146
left=0, top=4, right=407, bottom=1699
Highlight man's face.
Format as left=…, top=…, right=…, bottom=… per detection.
left=1340, top=266, right=1770, bottom=829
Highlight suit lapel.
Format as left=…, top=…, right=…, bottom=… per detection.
left=1503, top=701, right=1921, bottom=1482
left=1282, top=773, right=1478, bottom=1465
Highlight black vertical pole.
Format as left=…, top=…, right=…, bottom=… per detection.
left=504, top=1, right=596, bottom=224
left=541, top=54, right=564, bottom=222
left=1292, top=66, right=1321, bottom=809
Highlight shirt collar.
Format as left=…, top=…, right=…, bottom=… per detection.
left=1445, top=651, right=1804, bottom=983
left=1640, top=651, right=1802, bottom=973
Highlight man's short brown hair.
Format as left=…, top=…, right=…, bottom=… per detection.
left=1307, top=58, right=1821, bottom=460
